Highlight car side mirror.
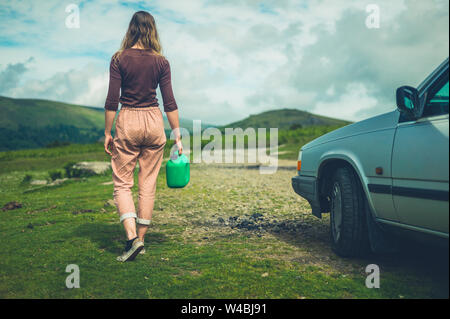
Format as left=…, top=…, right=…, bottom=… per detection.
left=396, top=86, right=421, bottom=120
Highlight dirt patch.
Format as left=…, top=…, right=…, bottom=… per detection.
left=2, top=201, right=22, bottom=211
left=26, top=205, right=57, bottom=215
left=72, top=209, right=95, bottom=215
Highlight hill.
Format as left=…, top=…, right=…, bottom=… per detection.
left=0, top=96, right=105, bottom=131
left=223, top=108, right=350, bottom=130
left=0, top=97, right=350, bottom=153
left=0, top=96, right=105, bottom=151
left=0, top=96, right=211, bottom=151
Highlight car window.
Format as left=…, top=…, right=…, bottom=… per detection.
left=422, top=79, right=449, bottom=117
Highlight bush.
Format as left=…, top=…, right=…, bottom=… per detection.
left=289, top=124, right=303, bottom=130
left=48, top=170, right=63, bottom=181
left=21, top=174, right=33, bottom=184
left=63, top=161, right=78, bottom=178
left=46, top=140, right=71, bottom=148
left=63, top=161, right=97, bottom=178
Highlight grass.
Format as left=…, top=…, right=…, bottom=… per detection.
left=0, top=141, right=448, bottom=299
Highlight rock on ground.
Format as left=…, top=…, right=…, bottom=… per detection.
left=73, top=162, right=111, bottom=175
left=30, top=180, right=48, bottom=185
left=48, top=178, right=68, bottom=186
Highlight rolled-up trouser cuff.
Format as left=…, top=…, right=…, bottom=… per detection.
left=120, top=212, right=137, bottom=223
left=136, top=218, right=151, bottom=225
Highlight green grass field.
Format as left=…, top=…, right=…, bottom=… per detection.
left=0, top=142, right=448, bottom=298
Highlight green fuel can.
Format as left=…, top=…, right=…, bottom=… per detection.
left=166, top=150, right=190, bottom=188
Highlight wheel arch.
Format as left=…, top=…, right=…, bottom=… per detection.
left=316, top=153, right=378, bottom=218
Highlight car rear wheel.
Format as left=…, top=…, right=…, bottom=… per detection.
left=330, top=166, right=369, bottom=257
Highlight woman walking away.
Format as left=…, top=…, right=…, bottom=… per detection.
left=103, top=11, right=183, bottom=262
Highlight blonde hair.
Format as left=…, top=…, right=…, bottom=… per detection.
left=113, top=11, right=162, bottom=62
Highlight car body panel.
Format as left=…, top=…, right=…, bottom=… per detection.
left=301, top=110, right=400, bottom=153
left=392, top=114, right=449, bottom=233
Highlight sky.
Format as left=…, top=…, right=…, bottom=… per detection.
left=0, top=0, right=448, bottom=125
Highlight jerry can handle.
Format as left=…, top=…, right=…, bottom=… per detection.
left=170, top=149, right=179, bottom=161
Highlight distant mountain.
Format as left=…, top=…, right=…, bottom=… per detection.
left=223, top=108, right=350, bottom=130
left=0, top=96, right=212, bottom=151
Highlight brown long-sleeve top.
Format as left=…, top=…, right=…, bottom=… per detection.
left=104, top=48, right=178, bottom=112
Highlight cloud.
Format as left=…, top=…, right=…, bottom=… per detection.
left=5, top=63, right=108, bottom=107
left=0, top=57, right=34, bottom=94
left=0, top=0, right=448, bottom=124
left=314, top=83, right=378, bottom=121
left=244, top=0, right=449, bottom=121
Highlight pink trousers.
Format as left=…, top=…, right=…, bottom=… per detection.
left=111, top=106, right=166, bottom=225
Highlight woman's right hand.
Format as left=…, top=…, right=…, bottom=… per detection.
left=104, top=134, right=114, bottom=156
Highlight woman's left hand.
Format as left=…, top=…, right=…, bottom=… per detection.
left=104, top=134, right=114, bottom=156
left=175, top=138, right=183, bottom=155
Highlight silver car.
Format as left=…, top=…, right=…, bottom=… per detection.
left=292, top=58, right=449, bottom=257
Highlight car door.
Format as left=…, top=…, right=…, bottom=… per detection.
left=391, top=69, right=449, bottom=236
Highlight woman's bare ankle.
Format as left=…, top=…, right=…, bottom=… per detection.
left=126, top=234, right=138, bottom=240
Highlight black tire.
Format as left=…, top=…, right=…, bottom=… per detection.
left=329, top=166, right=370, bottom=257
